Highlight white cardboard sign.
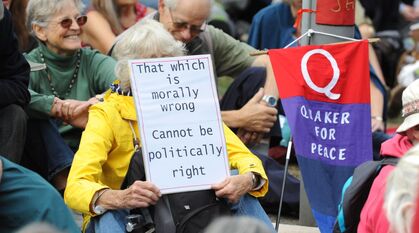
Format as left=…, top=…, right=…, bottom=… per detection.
left=129, top=54, right=230, bottom=194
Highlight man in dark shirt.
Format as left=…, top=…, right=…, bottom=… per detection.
left=0, top=4, right=30, bottom=163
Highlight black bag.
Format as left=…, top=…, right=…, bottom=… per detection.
left=253, top=152, right=300, bottom=216
left=122, top=148, right=231, bottom=233
left=333, top=157, right=399, bottom=233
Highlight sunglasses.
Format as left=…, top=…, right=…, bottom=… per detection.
left=168, top=9, right=206, bottom=35
left=54, top=15, right=88, bottom=29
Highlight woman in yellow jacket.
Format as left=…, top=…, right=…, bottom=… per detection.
left=64, top=19, right=271, bottom=233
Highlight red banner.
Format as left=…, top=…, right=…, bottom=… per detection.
left=269, top=40, right=369, bottom=104
left=316, top=0, right=355, bottom=26
left=268, top=40, right=371, bottom=230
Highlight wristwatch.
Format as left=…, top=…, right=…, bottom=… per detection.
left=93, top=205, right=107, bottom=215
left=262, top=95, right=278, bottom=107
left=92, top=189, right=109, bottom=215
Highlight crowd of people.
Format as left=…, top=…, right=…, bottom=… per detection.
left=1, top=0, right=419, bottom=232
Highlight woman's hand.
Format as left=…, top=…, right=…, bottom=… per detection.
left=118, top=181, right=161, bottom=209
left=211, top=173, right=253, bottom=203
left=238, top=89, right=277, bottom=133
left=60, top=99, right=91, bottom=121
left=51, top=98, right=92, bottom=121
left=96, top=181, right=161, bottom=211
left=237, top=129, right=264, bottom=147
left=65, top=111, right=88, bottom=128
left=371, top=117, right=384, bottom=132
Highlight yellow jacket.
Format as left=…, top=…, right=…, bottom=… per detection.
left=64, top=92, right=268, bottom=230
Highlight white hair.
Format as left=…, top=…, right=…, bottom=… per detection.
left=163, top=0, right=213, bottom=10
left=16, top=222, right=64, bottom=233
left=112, top=19, right=186, bottom=92
left=384, top=145, right=419, bottom=233
left=203, top=216, right=272, bottom=233
left=26, top=0, right=85, bottom=32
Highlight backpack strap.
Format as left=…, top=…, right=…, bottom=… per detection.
left=129, top=121, right=140, bottom=152
left=334, top=157, right=399, bottom=233
left=380, top=157, right=399, bottom=167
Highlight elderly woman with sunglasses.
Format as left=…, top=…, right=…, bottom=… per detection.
left=23, top=0, right=116, bottom=191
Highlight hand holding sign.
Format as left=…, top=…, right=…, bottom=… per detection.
left=212, top=172, right=254, bottom=203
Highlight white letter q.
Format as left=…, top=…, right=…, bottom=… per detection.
left=301, top=49, right=341, bottom=100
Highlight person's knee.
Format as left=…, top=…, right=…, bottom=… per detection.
left=0, top=104, right=27, bottom=125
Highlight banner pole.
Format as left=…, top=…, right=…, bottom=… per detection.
left=250, top=38, right=380, bottom=56
left=275, top=137, right=293, bottom=232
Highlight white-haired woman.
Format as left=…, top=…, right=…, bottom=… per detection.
left=65, top=19, right=271, bottom=233
left=24, top=0, right=116, bottom=191
left=384, top=145, right=419, bottom=233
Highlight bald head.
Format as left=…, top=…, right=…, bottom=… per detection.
left=163, top=0, right=212, bottom=12
left=159, top=0, right=211, bottom=43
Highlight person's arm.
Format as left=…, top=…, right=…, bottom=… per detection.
left=370, top=79, right=385, bottom=132
left=64, top=105, right=117, bottom=214
left=81, top=11, right=117, bottom=54
left=400, top=1, right=419, bottom=22
left=27, top=88, right=92, bottom=124
left=0, top=8, right=30, bottom=108
left=86, top=49, right=117, bottom=93
left=64, top=105, right=160, bottom=215
left=94, top=180, right=160, bottom=211
left=221, top=88, right=277, bottom=132
left=368, top=45, right=386, bottom=132
left=251, top=54, right=279, bottom=98
left=211, top=124, right=268, bottom=202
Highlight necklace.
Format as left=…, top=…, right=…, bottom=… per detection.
left=39, top=50, right=81, bottom=99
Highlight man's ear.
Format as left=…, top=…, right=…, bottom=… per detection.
left=32, top=24, right=47, bottom=42
left=158, top=0, right=166, bottom=14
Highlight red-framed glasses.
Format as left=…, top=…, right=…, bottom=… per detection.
left=53, top=15, right=88, bottom=29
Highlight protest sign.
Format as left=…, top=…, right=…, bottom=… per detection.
left=269, top=40, right=371, bottom=231
left=129, top=54, right=229, bottom=194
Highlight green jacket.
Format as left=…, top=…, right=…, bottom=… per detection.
left=25, top=43, right=116, bottom=148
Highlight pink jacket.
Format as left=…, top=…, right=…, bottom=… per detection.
left=357, top=134, right=412, bottom=233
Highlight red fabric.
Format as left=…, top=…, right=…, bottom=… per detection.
left=380, top=134, right=413, bottom=158
left=316, top=0, right=355, bottom=25
left=358, top=134, right=412, bottom=233
left=268, top=40, right=370, bottom=104
left=293, top=8, right=317, bottom=29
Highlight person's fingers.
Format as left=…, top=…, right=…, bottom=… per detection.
left=72, top=102, right=90, bottom=116
left=61, top=102, right=70, bottom=119
left=249, top=88, right=264, bottom=104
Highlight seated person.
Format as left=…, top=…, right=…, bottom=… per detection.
left=113, top=0, right=279, bottom=148
left=81, top=0, right=154, bottom=54
left=0, top=3, right=30, bottom=164
left=358, top=79, right=419, bottom=233
left=384, top=144, right=419, bottom=233
left=64, top=19, right=273, bottom=233
left=0, top=156, right=79, bottom=233
left=24, top=0, right=116, bottom=190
